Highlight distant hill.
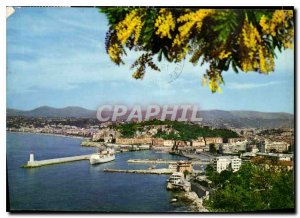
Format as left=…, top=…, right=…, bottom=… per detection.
left=7, top=106, right=96, bottom=118
left=6, top=106, right=294, bottom=129
left=197, top=110, right=294, bottom=129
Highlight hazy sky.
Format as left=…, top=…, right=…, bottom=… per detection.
left=6, top=7, right=294, bottom=113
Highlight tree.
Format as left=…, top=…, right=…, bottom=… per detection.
left=204, top=162, right=294, bottom=212
left=205, top=164, right=214, bottom=177
left=209, top=143, right=217, bottom=154
left=100, top=8, right=294, bottom=93
left=183, top=169, right=190, bottom=179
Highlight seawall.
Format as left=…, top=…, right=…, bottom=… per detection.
left=23, top=154, right=96, bottom=168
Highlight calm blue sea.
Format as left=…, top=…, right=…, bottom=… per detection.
left=7, top=132, right=190, bottom=212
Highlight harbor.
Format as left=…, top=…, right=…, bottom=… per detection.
left=18, top=135, right=213, bottom=212
left=23, top=154, right=209, bottom=169
left=9, top=133, right=190, bottom=212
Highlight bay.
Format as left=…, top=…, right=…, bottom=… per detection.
left=7, top=132, right=190, bottom=212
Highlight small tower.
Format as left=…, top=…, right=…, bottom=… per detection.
left=27, top=152, right=35, bottom=166
left=29, top=153, right=34, bottom=162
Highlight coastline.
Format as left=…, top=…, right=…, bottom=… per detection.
left=8, top=131, right=207, bottom=212
left=6, top=130, right=88, bottom=140
left=184, top=191, right=208, bottom=212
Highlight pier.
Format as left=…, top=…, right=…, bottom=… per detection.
left=23, top=153, right=96, bottom=168
left=127, top=159, right=210, bottom=165
left=103, top=168, right=175, bottom=175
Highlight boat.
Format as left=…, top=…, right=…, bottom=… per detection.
left=166, top=172, right=191, bottom=192
left=89, top=145, right=115, bottom=165
left=170, top=198, right=177, bottom=203
left=148, top=165, right=156, bottom=170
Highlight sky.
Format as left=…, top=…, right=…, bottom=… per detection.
left=6, top=7, right=294, bottom=113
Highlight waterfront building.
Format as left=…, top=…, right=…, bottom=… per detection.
left=152, top=138, right=164, bottom=146
left=175, top=140, right=190, bottom=147
left=205, top=137, right=223, bottom=145
left=192, top=137, right=205, bottom=147
left=195, top=146, right=209, bottom=153
left=213, top=156, right=242, bottom=173
left=163, top=140, right=175, bottom=147
left=177, top=161, right=193, bottom=173
left=116, top=137, right=153, bottom=145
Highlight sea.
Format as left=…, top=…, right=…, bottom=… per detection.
left=7, top=132, right=191, bottom=212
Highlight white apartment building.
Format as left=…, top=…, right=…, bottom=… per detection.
left=213, top=156, right=242, bottom=173
left=231, top=157, right=242, bottom=172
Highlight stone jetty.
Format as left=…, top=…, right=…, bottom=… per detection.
left=23, top=153, right=96, bottom=168
left=103, top=168, right=175, bottom=174
left=127, top=159, right=208, bottom=165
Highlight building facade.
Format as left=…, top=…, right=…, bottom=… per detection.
left=205, top=137, right=223, bottom=145
left=213, top=156, right=242, bottom=173
left=265, top=140, right=290, bottom=153
left=177, top=161, right=193, bottom=173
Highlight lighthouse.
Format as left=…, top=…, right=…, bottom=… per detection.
left=27, top=153, right=35, bottom=166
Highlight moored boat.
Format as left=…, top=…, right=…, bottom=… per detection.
left=89, top=145, right=115, bottom=165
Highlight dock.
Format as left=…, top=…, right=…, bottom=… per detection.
left=127, top=159, right=210, bottom=165
left=23, top=153, right=96, bottom=168
left=103, top=168, right=175, bottom=175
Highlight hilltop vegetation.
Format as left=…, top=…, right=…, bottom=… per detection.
left=115, top=120, right=239, bottom=139
left=204, top=162, right=294, bottom=212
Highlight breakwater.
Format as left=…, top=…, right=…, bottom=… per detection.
left=127, top=159, right=209, bottom=165
left=103, top=168, right=175, bottom=174
left=23, top=153, right=95, bottom=168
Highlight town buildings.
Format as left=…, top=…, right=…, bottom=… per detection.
left=115, top=137, right=153, bottom=145
left=205, top=137, right=223, bottom=144
left=213, top=156, right=242, bottom=173
left=177, top=161, right=193, bottom=173
left=219, top=139, right=247, bottom=154
left=264, top=139, right=290, bottom=153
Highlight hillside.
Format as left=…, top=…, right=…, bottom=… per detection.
left=7, top=106, right=96, bottom=118
left=7, top=106, right=294, bottom=129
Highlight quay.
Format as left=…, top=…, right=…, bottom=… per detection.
left=169, top=151, right=214, bottom=161
left=127, top=159, right=210, bottom=165
left=23, top=153, right=96, bottom=168
left=103, top=168, right=174, bottom=175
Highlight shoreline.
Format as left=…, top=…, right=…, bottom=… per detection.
left=179, top=190, right=209, bottom=213
left=7, top=131, right=205, bottom=212
left=6, top=130, right=88, bottom=140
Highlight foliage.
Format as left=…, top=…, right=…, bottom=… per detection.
left=209, top=143, right=218, bottom=154
left=115, top=122, right=141, bottom=138
left=183, top=170, right=190, bottom=179
left=204, top=162, right=294, bottom=212
left=115, top=120, right=239, bottom=139
left=100, top=8, right=294, bottom=93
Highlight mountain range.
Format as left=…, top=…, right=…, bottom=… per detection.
left=7, top=106, right=294, bottom=129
